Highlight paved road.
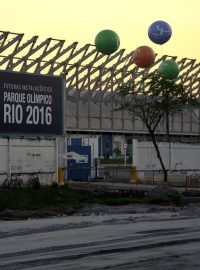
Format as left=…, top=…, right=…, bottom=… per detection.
left=0, top=204, right=200, bottom=269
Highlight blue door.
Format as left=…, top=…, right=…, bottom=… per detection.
left=66, top=140, right=91, bottom=181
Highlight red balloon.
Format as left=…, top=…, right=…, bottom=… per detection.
left=132, top=46, right=155, bottom=68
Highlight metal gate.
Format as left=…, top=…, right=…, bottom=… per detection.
left=66, top=139, right=91, bottom=181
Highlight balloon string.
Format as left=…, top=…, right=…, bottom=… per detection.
left=156, top=45, right=163, bottom=63
left=160, top=45, right=163, bottom=56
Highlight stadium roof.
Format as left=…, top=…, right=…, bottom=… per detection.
left=0, top=30, right=199, bottom=102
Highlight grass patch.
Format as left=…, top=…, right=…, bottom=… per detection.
left=0, top=185, right=184, bottom=212
left=0, top=187, right=85, bottom=211
left=144, top=192, right=185, bottom=206
left=0, top=186, right=146, bottom=211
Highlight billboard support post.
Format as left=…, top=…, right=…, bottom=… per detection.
left=8, top=137, right=12, bottom=178
left=56, top=137, right=59, bottom=184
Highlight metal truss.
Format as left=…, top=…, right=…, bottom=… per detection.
left=0, top=30, right=199, bottom=103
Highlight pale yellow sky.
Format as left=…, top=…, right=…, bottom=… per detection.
left=1, top=0, right=200, bottom=60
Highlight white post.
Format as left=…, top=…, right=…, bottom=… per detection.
left=130, top=139, right=138, bottom=183
left=55, top=137, right=58, bottom=183
left=132, top=139, right=138, bottom=167
left=101, top=132, right=103, bottom=157
left=64, top=134, right=68, bottom=181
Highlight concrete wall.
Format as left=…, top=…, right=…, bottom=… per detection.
left=66, top=98, right=200, bottom=136
left=0, top=138, right=56, bottom=185
left=137, top=141, right=200, bottom=171
left=134, top=141, right=200, bottom=184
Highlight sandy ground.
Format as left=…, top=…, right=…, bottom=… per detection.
left=1, top=202, right=200, bottom=269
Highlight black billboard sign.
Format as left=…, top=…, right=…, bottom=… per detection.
left=0, top=71, right=64, bottom=136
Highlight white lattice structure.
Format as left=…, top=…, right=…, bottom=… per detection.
left=0, top=30, right=199, bottom=139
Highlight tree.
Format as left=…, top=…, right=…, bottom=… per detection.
left=117, top=73, right=200, bottom=182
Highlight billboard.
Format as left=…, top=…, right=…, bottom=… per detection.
left=0, top=71, right=64, bottom=136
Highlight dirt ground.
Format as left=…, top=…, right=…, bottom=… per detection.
left=1, top=202, right=200, bottom=269
left=1, top=200, right=200, bottom=221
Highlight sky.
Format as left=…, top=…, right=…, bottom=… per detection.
left=1, top=0, right=200, bottom=61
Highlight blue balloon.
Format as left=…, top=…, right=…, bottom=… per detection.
left=148, top=20, right=172, bottom=45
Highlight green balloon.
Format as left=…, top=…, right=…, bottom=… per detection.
left=95, top=29, right=120, bottom=55
left=158, top=60, right=180, bottom=80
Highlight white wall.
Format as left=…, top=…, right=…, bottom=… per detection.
left=0, top=139, right=8, bottom=175
left=137, top=141, right=200, bottom=171
left=0, top=138, right=56, bottom=185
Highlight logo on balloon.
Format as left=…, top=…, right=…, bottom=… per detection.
left=95, top=29, right=120, bottom=55
left=148, top=20, right=172, bottom=45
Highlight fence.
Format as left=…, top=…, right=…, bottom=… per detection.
left=136, top=169, right=200, bottom=188
left=63, top=165, right=200, bottom=189
left=1, top=166, right=200, bottom=190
